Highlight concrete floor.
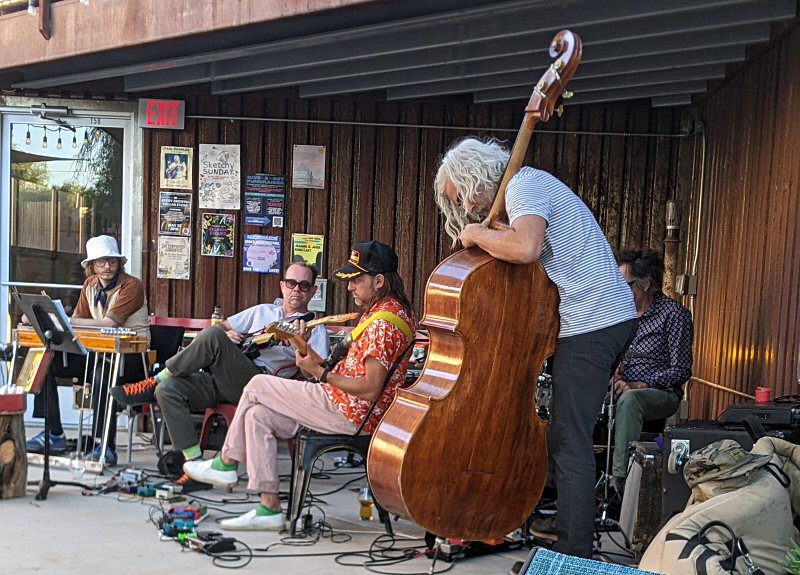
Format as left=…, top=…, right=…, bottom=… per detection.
left=1, top=425, right=640, bottom=574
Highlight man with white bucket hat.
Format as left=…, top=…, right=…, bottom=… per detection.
left=27, top=235, right=149, bottom=466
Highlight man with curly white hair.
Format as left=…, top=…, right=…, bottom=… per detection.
left=434, top=137, right=637, bottom=559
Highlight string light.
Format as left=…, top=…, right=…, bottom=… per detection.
left=72, top=133, right=77, bottom=148
left=84, top=129, right=90, bottom=145
left=56, top=128, right=63, bottom=150
left=94, top=127, right=102, bottom=139
left=25, top=125, right=31, bottom=145
left=42, top=133, right=48, bottom=148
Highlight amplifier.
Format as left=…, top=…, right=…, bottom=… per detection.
left=619, top=442, right=662, bottom=559
left=718, top=400, right=800, bottom=429
left=661, top=419, right=800, bottom=522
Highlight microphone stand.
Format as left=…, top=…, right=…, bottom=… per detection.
left=35, top=327, right=92, bottom=500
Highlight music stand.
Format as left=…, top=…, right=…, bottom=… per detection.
left=15, top=292, right=89, bottom=500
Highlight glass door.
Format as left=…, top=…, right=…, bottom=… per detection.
left=1, top=110, right=133, bottom=342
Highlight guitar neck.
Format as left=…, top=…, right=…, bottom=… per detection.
left=286, top=335, right=309, bottom=356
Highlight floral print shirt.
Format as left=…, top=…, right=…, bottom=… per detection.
left=322, top=296, right=415, bottom=432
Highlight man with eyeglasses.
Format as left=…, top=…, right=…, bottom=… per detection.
left=611, top=249, right=693, bottom=492
left=26, top=235, right=150, bottom=466
left=112, top=261, right=328, bottom=464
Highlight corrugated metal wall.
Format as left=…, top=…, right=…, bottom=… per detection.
left=687, top=25, right=800, bottom=419
left=141, top=97, right=693, bottom=330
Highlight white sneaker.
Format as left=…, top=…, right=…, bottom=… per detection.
left=220, top=508, right=285, bottom=531
left=182, top=458, right=238, bottom=490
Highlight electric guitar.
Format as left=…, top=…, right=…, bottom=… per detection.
left=241, top=312, right=359, bottom=359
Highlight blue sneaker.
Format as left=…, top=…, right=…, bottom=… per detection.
left=26, top=431, right=67, bottom=454
left=92, top=445, right=118, bottom=466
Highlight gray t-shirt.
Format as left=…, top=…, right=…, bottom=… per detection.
left=227, top=299, right=330, bottom=376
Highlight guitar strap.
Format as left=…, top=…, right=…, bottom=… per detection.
left=322, top=311, right=413, bottom=370
left=350, top=311, right=414, bottom=342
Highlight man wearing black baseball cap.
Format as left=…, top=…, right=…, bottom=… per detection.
left=332, top=240, right=399, bottom=280
left=182, top=240, right=417, bottom=531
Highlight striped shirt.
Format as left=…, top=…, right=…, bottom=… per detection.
left=506, top=167, right=636, bottom=338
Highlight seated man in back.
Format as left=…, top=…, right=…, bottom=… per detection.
left=183, top=240, right=416, bottom=530
left=612, top=248, right=694, bottom=489
left=112, top=261, right=329, bottom=463
left=26, top=235, right=150, bottom=466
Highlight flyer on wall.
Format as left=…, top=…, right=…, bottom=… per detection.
left=291, top=145, right=326, bottom=189
left=158, top=191, right=192, bottom=236
left=198, top=144, right=241, bottom=209
left=160, top=146, right=193, bottom=190
left=200, top=213, right=235, bottom=257
left=244, top=173, right=285, bottom=227
left=157, top=236, right=191, bottom=280
left=243, top=234, right=281, bottom=274
left=291, top=233, right=324, bottom=271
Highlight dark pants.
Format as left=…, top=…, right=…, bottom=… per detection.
left=549, top=319, right=637, bottom=558
left=32, top=351, right=145, bottom=447
left=155, top=327, right=261, bottom=451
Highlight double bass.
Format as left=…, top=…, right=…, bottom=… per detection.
left=367, top=30, right=582, bottom=540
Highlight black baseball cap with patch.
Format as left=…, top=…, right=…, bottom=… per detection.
left=334, top=240, right=398, bottom=280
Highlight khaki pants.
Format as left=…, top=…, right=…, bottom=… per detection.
left=221, top=374, right=357, bottom=494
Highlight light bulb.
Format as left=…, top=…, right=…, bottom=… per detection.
left=94, top=127, right=102, bottom=139
left=57, top=128, right=62, bottom=150
left=83, top=129, right=90, bottom=145
left=25, top=126, right=31, bottom=145
left=42, top=134, right=48, bottom=148
left=72, top=134, right=77, bottom=148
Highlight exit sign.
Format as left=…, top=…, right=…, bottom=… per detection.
left=138, top=99, right=185, bottom=130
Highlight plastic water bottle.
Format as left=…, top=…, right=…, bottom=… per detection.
left=358, top=485, right=374, bottom=521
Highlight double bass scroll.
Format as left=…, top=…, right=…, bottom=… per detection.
left=367, top=30, right=582, bottom=541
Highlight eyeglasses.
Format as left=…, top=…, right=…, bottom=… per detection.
left=93, top=257, right=118, bottom=268
left=626, top=279, right=638, bottom=286
left=282, top=278, right=313, bottom=292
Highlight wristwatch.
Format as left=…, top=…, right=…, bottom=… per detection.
left=319, top=367, right=330, bottom=383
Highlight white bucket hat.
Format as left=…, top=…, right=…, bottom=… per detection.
left=81, top=235, right=127, bottom=267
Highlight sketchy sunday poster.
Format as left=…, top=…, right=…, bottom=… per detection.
left=198, top=144, right=241, bottom=209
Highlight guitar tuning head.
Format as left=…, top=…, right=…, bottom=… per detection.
left=556, top=104, right=565, bottom=118
left=562, top=90, right=574, bottom=99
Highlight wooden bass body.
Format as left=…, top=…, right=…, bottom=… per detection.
left=368, top=248, right=559, bottom=539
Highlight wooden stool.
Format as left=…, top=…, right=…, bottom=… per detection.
left=199, top=403, right=237, bottom=451
left=0, top=395, right=27, bottom=499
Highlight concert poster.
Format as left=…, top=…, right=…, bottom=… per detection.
left=243, top=234, right=281, bottom=274
left=160, top=146, right=193, bottom=190
left=308, top=278, right=327, bottom=312
left=291, top=233, right=324, bottom=272
left=291, top=145, right=326, bottom=189
left=200, top=213, right=235, bottom=258
left=198, top=144, right=241, bottom=210
left=244, top=173, right=285, bottom=227
left=158, top=192, right=192, bottom=236
left=157, top=236, right=191, bottom=280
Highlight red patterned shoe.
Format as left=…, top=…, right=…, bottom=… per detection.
left=111, top=376, right=158, bottom=406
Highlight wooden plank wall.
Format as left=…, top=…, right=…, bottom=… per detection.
left=140, top=98, right=692, bottom=329
left=688, top=24, right=800, bottom=419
